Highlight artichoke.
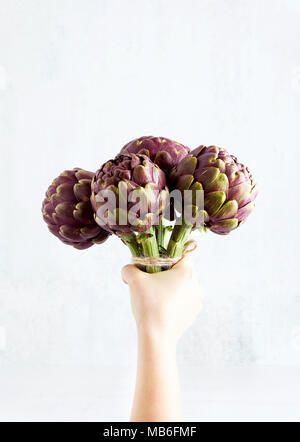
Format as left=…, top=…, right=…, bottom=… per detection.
left=120, top=136, right=190, bottom=173
left=91, top=153, right=168, bottom=234
left=169, top=145, right=258, bottom=234
left=42, top=168, right=111, bottom=250
left=91, top=153, right=169, bottom=272
left=167, top=145, right=258, bottom=257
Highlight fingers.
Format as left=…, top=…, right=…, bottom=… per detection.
left=122, top=257, right=196, bottom=285
left=121, top=264, right=145, bottom=285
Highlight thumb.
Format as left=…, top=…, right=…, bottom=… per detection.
left=121, top=264, right=144, bottom=285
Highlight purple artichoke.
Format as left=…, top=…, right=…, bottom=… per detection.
left=169, top=145, right=258, bottom=235
left=42, top=168, right=111, bottom=249
left=120, top=136, right=190, bottom=173
left=91, top=153, right=168, bottom=235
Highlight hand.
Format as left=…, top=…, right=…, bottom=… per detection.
left=122, top=256, right=203, bottom=345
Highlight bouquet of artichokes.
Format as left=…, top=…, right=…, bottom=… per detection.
left=42, top=136, right=258, bottom=273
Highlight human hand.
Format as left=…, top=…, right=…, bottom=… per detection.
left=122, top=256, right=203, bottom=345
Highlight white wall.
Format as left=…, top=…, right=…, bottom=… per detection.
left=0, top=0, right=300, bottom=420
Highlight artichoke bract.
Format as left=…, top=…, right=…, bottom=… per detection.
left=120, top=136, right=190, bottom=173
left=42, top=169, right=111, bottom=250
left=91, top=153, right=168, bottom=235
left=169, top=145, right=258, bottom=235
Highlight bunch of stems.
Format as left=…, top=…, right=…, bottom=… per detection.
left=121, top=217, right=193, bottom=273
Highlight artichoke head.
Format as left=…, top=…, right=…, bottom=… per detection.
left=120, top=136, right=190, bottom=173
left=42, top=168, right=111, bottom=249
left=91, top=154, right=169, bottom=235
left=169, top=145, right=258, bottom=234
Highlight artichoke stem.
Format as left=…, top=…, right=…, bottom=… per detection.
left=157, top=217, right=166, bottom=250
left=141, top=227, right=161, bottom=273
left=167, top=222, right=193, bottom=258
left=121, top=233, right=144, bottom=271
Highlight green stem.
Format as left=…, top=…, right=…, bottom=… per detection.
left=121, top=233, right=141, bottom=256
left=141, top=226, right=161, bottom=273
left=166, top=221, right=193, bottom=258
left=120, top=233, right=144, bottom=271
left=157, top=217, right=166, bottom=250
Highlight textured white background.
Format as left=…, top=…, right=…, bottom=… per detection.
left=0, top=0, right=300, bottom=421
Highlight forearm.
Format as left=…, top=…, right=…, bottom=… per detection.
left=130, top=331, right=183, bottom=422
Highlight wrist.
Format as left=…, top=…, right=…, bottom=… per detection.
left=137, top=328, right=177, bottom=354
